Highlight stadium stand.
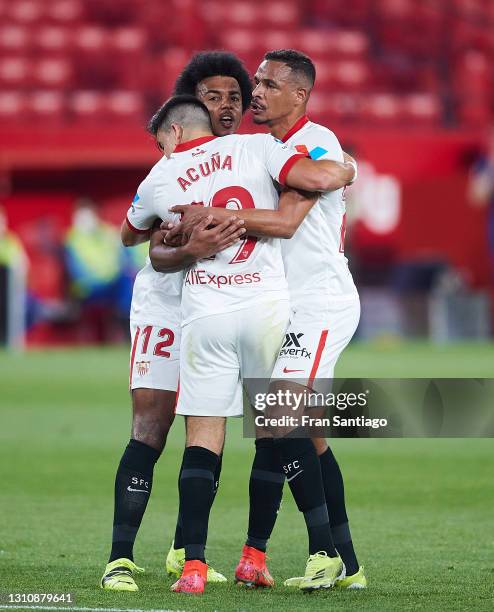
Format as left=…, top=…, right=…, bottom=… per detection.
left=0, top=0, right=492, bottom=127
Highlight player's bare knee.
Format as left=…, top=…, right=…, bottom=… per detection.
left=185, top=416, right=225, bottom=455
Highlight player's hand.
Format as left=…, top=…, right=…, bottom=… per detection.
left=342, top=151, right=357, bottom=184
left=185, top=214, right=246, bottom=260
left=160, top=220, right=187, bottom=247
left=166, top=204, right=212, bottom=245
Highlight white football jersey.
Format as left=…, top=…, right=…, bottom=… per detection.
left=126, top=155, right=183, bottom=326
left=281, top=116, right=358, bottom=309
left=129, top=133, right=304, bottom=326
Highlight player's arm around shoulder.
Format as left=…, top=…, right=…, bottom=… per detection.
left=284, top=128, right=357, bottom=192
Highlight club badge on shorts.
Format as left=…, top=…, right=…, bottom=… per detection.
left=136, top=361, right=150, bottom=376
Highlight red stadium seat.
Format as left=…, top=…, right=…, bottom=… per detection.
left=7, top=0, right=44, bottom=24
left=334, top=60, right=370, bottom=89
left=73, top=26, right=114, bottom=89
left=297, top=29, right=371, bottom=61
left=84, top=0, right=140, bottom=27
left=110, top=27, right=146, bottom=89
left=227, top=2, right=260, bottom=27
left=219, top=29, right=258, bottom=56
left=32, top=58, right=73, bottom=90
left=0, top=0, right=491, bottom=129
left=105, top=91, right=144, bottom=123
left=260, top=30, right=294, bottom=52
left=69, top=90, right=106, bottom=124
left=402, top=93, right=441, bottom=126
left=360, top=93, right=402, bottom=125
left=0, top=91, right=27, bottom=123
left=111, top=27, right=146, bottom=53
left=29, top=91, right=66, bottom=124
left=0, top=25, right=31, bottom=54
left=298, top=29, right=332, bottom=57
left=313, top=59, right=370, bottom=91
left=263, top=1, right=299, bottom=29
left=308, top=91, right=361, bottom=124
left=154, top=47, right=190, bottom=98
left=310, top=0, right=372, bottom=27
left=454, top=0, right=487, bottom=20
left=377, top=0, right=414, bottom=19
left=74, top=25, right=108, bottom=54
left=332, top=31, right=368, bottom=57
left=46, top=0, right=84, bottom=24
left=455, top=50, right=492, bottom=95
left=0, top=56, right=32, bottom=89
left=34, top=26, right=72, bottom=55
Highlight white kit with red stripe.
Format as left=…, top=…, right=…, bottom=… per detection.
left=127, top=133, right=304, bottom=326
left=126, top=133, right=304, bottom=413
left=126, top=155, right=182, bottom=392
left=127, top=153, right=183, bottom=327
left=271, top=116, right=360, bottom=391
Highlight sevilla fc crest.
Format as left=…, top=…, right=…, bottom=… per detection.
left=136, top=361, right=150, bottom=376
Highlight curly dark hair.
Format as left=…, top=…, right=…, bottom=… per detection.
left=174, top=51, right=252, bottom=113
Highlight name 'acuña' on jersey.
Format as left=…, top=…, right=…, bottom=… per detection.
left=126, top=133, right=306, bottom=326
left=177, top=152, right=233, bottom=192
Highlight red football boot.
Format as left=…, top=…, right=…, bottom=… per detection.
left=235, top=544, right=274, bottom=588
left=170, top=559, right=207, bottom=595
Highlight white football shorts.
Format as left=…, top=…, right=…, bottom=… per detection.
left=271, top=296, right=360, bottom=394
left=176, top=299, right=290, bottom=417
left=129, top=320, right=181, bottom=392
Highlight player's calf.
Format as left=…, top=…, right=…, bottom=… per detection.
left=179, top=420, right=225, bottom=571
left=132, top=388, right=176, bottom=452
left=273, top=434, right=338, bottom=558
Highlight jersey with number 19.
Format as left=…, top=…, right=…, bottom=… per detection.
left=141, top=133, right=304, bottom=416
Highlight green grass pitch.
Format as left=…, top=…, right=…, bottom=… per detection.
left=1, top=341, right=493, bottom=611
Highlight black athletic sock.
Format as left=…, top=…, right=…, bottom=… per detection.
left=179, top=446, right=219, bottom=562
left=275, top=435, right=337, bottom=556
left=109, top=439, right=160, bottom=562
left=173, top=453, right=222, bottom=550
left=246, top=438, right=285, bottom=552
left=319, top=447, right=359, bottom=574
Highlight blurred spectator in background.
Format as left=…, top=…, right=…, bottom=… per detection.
left=0, top=207, right=27, bottom=271
left=0, top=207, right=27, bottom=346
left=468, top=124, right=494, bottom=282
left=64, top=198, right=124, bottom=342
left=117, top=239, right=148, bottom=325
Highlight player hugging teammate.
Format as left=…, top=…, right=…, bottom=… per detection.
left=101, top=50, right=366, bottom=595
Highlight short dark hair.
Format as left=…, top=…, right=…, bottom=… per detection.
left=147, top=94, right=211, bottom=135
left=174, top=51, right=252, bottom=113
left=264, top=49, right=316, bottom=88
